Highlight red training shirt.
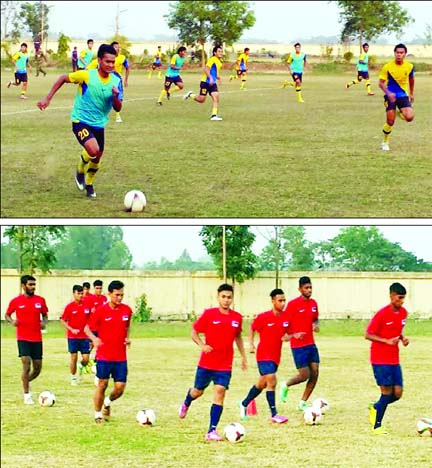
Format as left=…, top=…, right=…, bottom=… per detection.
left=61, top=300, right=91, bottom=339
left=83, top=293, right=107, bottom=311
left=285, top=295, right=319, bottom=349
left=6, top=294, right=48, bottom=342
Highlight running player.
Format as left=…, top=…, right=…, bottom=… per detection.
left=346, top=42, right=375, bottom=95
left=6, top=43, right=32, bottom=99
left=148, top=45, right=163, bottom=79
left=229, top=47, right=250, bottom=90
left=78, top=39, right=95, bottom=70
left=281, top=42, right=307, bottom=103
left=157, top=46, right=187, bottom=106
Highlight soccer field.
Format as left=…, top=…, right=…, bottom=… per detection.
left=1, top=321, right=431, bottom=468
left=1, top=69, right=431, bottom=218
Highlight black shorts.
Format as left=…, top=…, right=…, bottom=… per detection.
left=164, top=76, right=183, bottom=89
left=292, top=72, right=302, bottom=82
left=199, top=81, right=218, bottom=96
left=357, top=71, right=369, bottom=80
left=384, top=95, right=412, bottom=111
left=14, top=72, right=28, bottom=84
left=72, top=122, right=105, bottom=152
left=152, top=63, right=162, bottom=69
left=18, top=340, right=43, bottom=360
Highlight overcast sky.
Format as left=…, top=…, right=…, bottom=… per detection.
left=44, top=1, right=431, bottom=42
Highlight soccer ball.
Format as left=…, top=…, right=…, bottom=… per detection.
left=416, top=417, right=432, bottom=436
left=224, top=422, right=246, bottom=443
left=124, top=190, right=147, bottom=212
left=136, top=408, right=156, bottom=426
left=312, top=397, right=330, bottom=414
left=38, top=391, right=56, bottom=407
left=303, top=407, right=322, bottom=425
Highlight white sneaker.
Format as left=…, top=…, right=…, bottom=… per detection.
left=183, top=91, right=193, bottom=100
left=20, top=95, right=28, bottom=99
left=210, top=115, right=223, bottom=121
left=115, top=116, right=122, bottom=123
left=24, top=395, right=35, bottom=405
left=71, top=377, right=79, bottom=386
left=380, top=142, right=390, bottom=151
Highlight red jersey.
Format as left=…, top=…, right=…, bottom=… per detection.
left=6, top=294, right=48, bottom=342
left=193, top=307, right=243, bottom=371
left=87, top=302, right=132, bottom=361
left=285, top=295, right=319, bottom=349
left=61, top=300, right=91, bottom=339
left=252, top=309, right=290, bottom=365
left=366, top=304, right=408, bottom=365
left=83, top=293, right=107, bottom=311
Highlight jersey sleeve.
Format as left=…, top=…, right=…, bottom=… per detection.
left=60, top=304, right=70, bottom=321
left=366, top=311, right=382, bottom=335
left=87, top=58, right=98, bottom=69
left=68, top=70, right=90, bottom=84
left=193, top=310, right=209, bottom=333
left=409, top=64, right=415, bottom=77
left=251, top=313, right=263, bottom=332
left=12, top=52, right=20, bottom=61
left=41, top=297, right=48, bottom=315
left=378, top=64, right=388, bottom=81
left=123, top=58, right=129, bottom=69
left=5, top=297, right=17, bottom=316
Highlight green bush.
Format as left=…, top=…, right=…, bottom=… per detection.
left=343, top=51, right=354, bottom=63
left=133, top=293, right=153, bottom=322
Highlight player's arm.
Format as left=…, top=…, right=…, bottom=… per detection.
left=84, top=324, right=102, bottom=347
left=4, top=310, right=17, bottom=326
left=124, top=61, right=130, bottom=87
left=378, top=78, right=396, bottom=102
left=40, top=312, right=48, bottom=330
left=409, top=73, right=414, bottom=103
left=78, top=50, right=86, bottom=68
left=37, top=74, right=72, bottom=110
left=191, top=328, right=212, bottom=353
left=203, top=65, right=214, bottom=84
left=60, top=315, right=79, bottom=335
left=399, top=334, right=410, bottom=346
left=365, top=331, right=399, bottom=346
left=112, top=86, right=122, bottom=112
left=312, top=318, right=319, bottom=333
left=248, top=326, right=256, bottom=353
left=235, top=334, right=248, bottom=370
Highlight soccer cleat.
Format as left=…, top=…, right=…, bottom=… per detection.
left=238, top=401, right=248, bottom=421
left=281, top=80, right=288, bottom=89
left=102, top=405, right=111, bottom=419
left=271, top=414, right=289, bottom=424
left=279, top=382, right=289, bottom=403
left=367, top=92, right=375, bottom=96
left=115, top=115, right=123, bottom=123
left=183, top=91, right=193, bottom=100
left=95, top=417, right=104, bottom=424
left=71, top=377, right=79, bottom=386
left=373, top=426, right=388, bottom=435
left=178, top=403, right=189, bottom=419
left=298, top=400, right=308, bottom=411
left=6, top=81, right=12, bottom=88
left=346, top=83, right=350, bottom=89
left=368, top=403, right=377, bottom=427
left=380, top=142, right=390, bottom=151
left=204, top=429, right=223, bottom=442
left=85, top=185, right=96, bottom=199
left=298, top=98, right=305, bottom=103
left=20, top=94, right=28, bottom=99
left=156, top=101, right=162, bottom=106
left=24, top=395, right=35, bottom=405
left=75, top=172, right=85, bottom=191
left=210, top=115, right=223, bottom=121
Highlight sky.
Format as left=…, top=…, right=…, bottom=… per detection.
left=44, top=0, right=431, bottom=43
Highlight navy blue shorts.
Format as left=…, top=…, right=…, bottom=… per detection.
left=199, top=81, right=218, bottom=96
left=257, top=360, right=278, bottom=376
left=357, top=71, right=369, bottom=80
left=291, top=344, right=320, bottom=369
left=164, top=76, right=183, bottom=89
left=72, top=122, right=105, bottom=152
left=384, top=95, right=412, bottom=111
left=194, top=366, right=232, bottom=390
left=372, top=364, right=403, bottom=387
left=292, top=72, right=303, bottom=83
left=15, top=72, right=28, bottom=84
left=67, top=338, right=91, bottom=354
left=17, top=340, right=42, bottom=360
left=96, top=360, right=128, bottom=382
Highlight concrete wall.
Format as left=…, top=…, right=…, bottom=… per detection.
left=1, top=269, right=431, bottom=320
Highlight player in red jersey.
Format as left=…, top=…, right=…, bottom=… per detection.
left=85, top=280, right=132, bottom=424
left=239, top=288, right=289, bottom=424
left=4, top=275, right=48, bottom=405
left=365, top=282, right=410, bottom=435
left=178, top=283, right=247, bottom=442
left=279, top=276, right=320, bottom=411
left=60, top=284, right=92, bottom=385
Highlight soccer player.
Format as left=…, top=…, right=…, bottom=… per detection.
left=4, top=275, right=48, bottom=405
left=229, top=47, right=250, bottom=90
left=84, top=280, right=132, bottom=424
left=34, top=49, right=48, bottom=77
left=6, top=43, right=32, bottom=99
left=110, top=41, right=129, bottom=123
left=157, top=46, right=187, bottom=106
left=83, top=281, right=91, bottom=297
left=281, top=42, right=307, bottom=103
left=60, top=284, right=92, bottom=385
left=148, top=45, right=163, bottom=79
left=78, top=39, right=95, bottom=70
left=365, top=282, right=410, bottom=435
left=279, top=276, right=320, bottom=411
left=239, top=288, right=289, bottom=424
left=183, top=45, right=224, bottom=121
left=37, top=43, right=123, bottom=199
left=178, top=283, right=247, bottom=441
left=378, top=43, right=415, bottom=151
left=84, top=280, right=107, bottom=363
left=71, top=46, right=78, bottom=72
left=346, top=43, right=375, bottom=95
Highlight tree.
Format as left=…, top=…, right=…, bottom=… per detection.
left=3, top=226, right=65, bottom=274
left=314, top=226, right=432, bottom=271
left=281, top=226, right=315, bottom=271
left=334, top=1, right=413, bottom=50
left=256, top=227, right=286, bottom=287
left=1, top=0, right=20, bottom=41
left=200, top=226, right=258, bottom=284
left=165, top=1, right=255, bottom=66
left=56, top=32, right=71, bottom=59
left=17, top=1, right=51, bottom=43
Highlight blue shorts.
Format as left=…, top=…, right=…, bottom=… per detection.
left=291, top=344, right=320, bottom=369
left=257, top=360, right=278, bottom=376
left=357, top=71, right=369, bottom=80
left=292, top=72, right=303, bottom=82
left=384, top=95, right=412, bottom=111
left=72, top=122, right=105, bottom=152
left=14, top=72, right=28, bottom=84
left=164, top=76, right=183, bottom=88
left=96, top=360, right=128, bottom=383
left=67, top=338, right=91, bottom=354
left=17, top=340, right=42, bottom=360
left=194, top=366, right=232, bottom=390
left=372, top=364, right=403, bottom=387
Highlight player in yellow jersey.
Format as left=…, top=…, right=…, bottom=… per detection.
left=229, top=48, right=250, bottom=90
left=378, top=43, right=415, bottom=152
left=183, top=45, right=224, bottom=121
left=6, top=43, right=32, bottom=99
left=346, top=43, right=374, bottom=96
left=149, top=46, right=163, bottom=79
left=110, top=41, right=129, bottom=123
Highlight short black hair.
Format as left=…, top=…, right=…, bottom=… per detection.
left=270, top=288, right=284, bottom=298
left=87, top=39, right=94, bottom=45
left=83, top=282, right=91, bottom=289
left=213, top=45, right=222, bottom=55
left=294, top=42, right=301, bottom=47
left=217, top=283, right=233, bottom=294
left=21, top=274, right=35, bottom=285
left=299, top=276, right=311, bottom=287
left=177, top=46, right=187, bottom=54
left=73, top=284, right=83, bottom=293
left=93, top=279, right=103, bottom=287
left=394, top=43, right=407, bottom=53
left=110, top=41, right=119, bottom=47
left=390, top=282, right=406, bottom=295
left=108, top=280, right=124, bottom=292
left=244, top=47, right=250, bottom=53
left=97, top=44, right=116, bottom=59
left=362, top=42, right=369, bottom=48
left=21, top=42, right=28, bottom=48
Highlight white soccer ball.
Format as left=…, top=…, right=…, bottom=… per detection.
left=38, top=390, right=56, bottom=407
left=224, top=422, right=246, bottom=443
left=303, top=406, right=322, bottom=425
left=136, top=408, right=156, bottom=426
left=312, top=397, right=330, bottom=414
left=416, top=417, right=432, bottom=436
left=124, top=190, right=147, bottom=212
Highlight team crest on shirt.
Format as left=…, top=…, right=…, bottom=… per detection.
left=122, top=315, right=129, bottom=321
left=84, top=308, right=90, bottom=314
left=35, top=303, right=42, bottom=308
left=401, top=319, right=406, bottom=326
left=283, top=322, right=289, bottom=328
left=231, top=320, right=240, bottom=328
left=312, top=307, right=317, bottom=313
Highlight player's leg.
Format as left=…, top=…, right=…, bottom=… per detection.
left=240, top=71, right=247, bottom=90
left=179, top=366, right=207, bottom=418
left=206, top=379, right=228, bottom=441
left=240, top=372, right=266, bottom=420
left=94, top=379, right=109, bottom=423
left=170, top=77, right=184, bottom=96
left=381, top=98, right=396, bottom=151
left=28, top=342, right=43, bottom=385
left=399, top=104, right=414, bottom=122
left=280, top=345, right=310, bottom=403
left=102, top=362, right=127, bottom=419
left=79, top=338, right=91, bottom=374
left=294, top=74, right=304, bottom=103
left=20, top=354, right=33, bottom=403
left=158, top=78, right=170, bottom=105
left=209, top=90, right=222, bottom=120
left=69, top=349, right=79, bottom=385
left=157, top=64, right=162, bottom=79
left=148, top=64, right=154, bottom=79
left=300, top=361, right=319, bottom=405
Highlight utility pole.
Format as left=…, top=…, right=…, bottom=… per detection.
left=40, top=0, right=44, bottom=51
left=222, top=226, right=227, bottom=283
left=115, top=2, right=127, bottom=36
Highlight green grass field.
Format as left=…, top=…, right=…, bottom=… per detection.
left=1, top=69, right=431, bottom=218
left=1, top=321, right=431, bottom=467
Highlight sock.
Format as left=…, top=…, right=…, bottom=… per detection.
left=266, top=390, right=277, bottom=417
left=209, top=403, right=223, bottom=432
left=21, top=90, right=26, bottom=95
left=71, top=374, right=77, bottom=379
left=158, top=89, right=167, bottom=102
left=240, top=79, right=246, bottom=89
left=388, top=392, right=399, bottom=404
left=104, top=396, right=111, bottom=407
left=158, top=71, right=161, bottom=78
left=85, top=160, right=101, bottom=186
left=95, top=411, right=103, bottom=419
left=115, top=111, right=121, bottom=118
left=171, top=85, right=181, bottom=94
left=184, top=389, right=195, bottom=407
left=374, top=394, right=393, bottom=429
left=211, top=106, right=218, bottom=116
left=242, top=385, right=262, bottom=407
left=78, top=149, right=90, bottom=173
left=24, top=392, right=31, bottom=398
left=347, top=79, right=359, bottom=88
left=296, top=86, right=303, bottom=101
left=190, top=93, right=196, bottom=100
left=148, top=71, right=152, bottom=79
left=382, top=123, right=392, bottom=143
left=365, top=80, right=372, bottom=93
